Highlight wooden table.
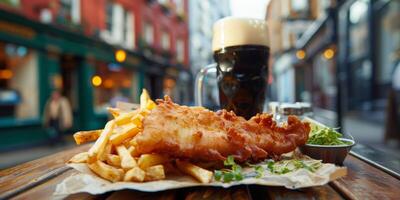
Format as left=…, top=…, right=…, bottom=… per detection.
left=1, top=144, right=399, bottom=200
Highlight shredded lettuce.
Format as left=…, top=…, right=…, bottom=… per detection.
left=307, top=126, right=352, bottom=145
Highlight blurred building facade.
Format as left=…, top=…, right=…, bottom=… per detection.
left=188, top=0, right=230, bottom=75
left=266, top=0, right=334, bottom=125
left=188, top=0, right=230, bottom=108
left=0, top=0, right=190, bottom=150
left=266, top=0, right=400, bottom=136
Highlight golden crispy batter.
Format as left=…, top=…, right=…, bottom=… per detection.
left=133, top=96, right=310, bottom=162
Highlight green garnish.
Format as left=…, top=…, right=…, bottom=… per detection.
left=214, top=157, right=323, bottom=182
left=254, top=165, right=264, bottom=178
left=214, top=156, right=243, bottom=182
left=307, top=126, right=352, bottom=145
left=265, top=159, right=322, bottom=174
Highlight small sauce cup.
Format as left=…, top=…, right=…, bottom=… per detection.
left=299, top=138, right=355, bottom=165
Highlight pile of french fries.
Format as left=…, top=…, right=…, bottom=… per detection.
left=69, top=90, right=213, bottom=183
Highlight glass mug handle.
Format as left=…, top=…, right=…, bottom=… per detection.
left=194, top=63, right=217, bottom=106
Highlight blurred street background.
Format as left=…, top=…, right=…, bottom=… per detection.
left=0, top=0, right=399, bottom=169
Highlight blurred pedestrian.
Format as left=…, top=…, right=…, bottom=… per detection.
left=43, top=90, right=73, bottom=143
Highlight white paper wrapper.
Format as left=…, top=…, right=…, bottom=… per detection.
left=54, top=161, right=346, bottom=197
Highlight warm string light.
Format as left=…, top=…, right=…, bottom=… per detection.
left=296, top=50, right=306, bottom=60
left=92, top=75, right=102, bottom=87
left=115, top=50, right=127, bottom=62
left=323, top=48, right=335, bottom=60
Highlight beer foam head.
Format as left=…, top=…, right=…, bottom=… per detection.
left=212, top=17, right=270, bottom=52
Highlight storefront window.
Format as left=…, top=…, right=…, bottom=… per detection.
left=0, top=42, right=39, bottom=121
left=312, top=53, right=336, bottom=111
left=92, top=62, right=137, bottom=113
left=377, top=0, right=400, bottom=85
left=349, top=0, right=369, bottom=59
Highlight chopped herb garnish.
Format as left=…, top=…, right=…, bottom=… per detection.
left=265, top=159, right=322, bottom=174
left=214, top=156, right=244, bottom=182
left=224, top=155, right=236, bottom=166
left=214, top=170, right=223, bottom=181
left=255, top=165, right=264, bottom=178
left=214, top=156, right=323, bottom=182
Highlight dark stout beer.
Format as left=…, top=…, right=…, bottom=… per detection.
left=212, top=18, right=270, bottom=119
left=214, top=45, right=269, bottom=119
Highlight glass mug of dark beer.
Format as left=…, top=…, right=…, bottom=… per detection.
left=195, top=17, right=270, bottom=119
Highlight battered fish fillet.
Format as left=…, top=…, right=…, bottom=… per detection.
left=133, top=96, right=310, bottom=162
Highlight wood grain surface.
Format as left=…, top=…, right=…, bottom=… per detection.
left=330, top=155, right=400, bottom=200
left=1, top=143, right=399, bottom=200
left=0, top=144, right=90, bottom=198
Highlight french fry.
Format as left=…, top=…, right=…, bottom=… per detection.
left=146, top=100, right=156, bottom=110
left=87, top=121, right=115, bottom=163
left=73, top=130, right=102, bottom=145
left=124, top=167, right=145, bottom=182
left=144, top=165, right=165, bottom=181
left=100, top=143, right=113, bottom=161
left=139, top=109, right=150, bottom=117
left=114, top=111, right=138, bottom=126
left=110, top=124, right=140, bottom=145
left=176, top=160, right=213, bottom=183
left=140, top=89, right=151, bottom=110
left=116, top=145, right=137, bottom=170
left=127, top=146, right=137, bottom=156
left=68, top=152, right=88, bottom=163
left=131, top=114, right=144, bottom=128
left=138, top=154, right=169, bottom=169
left=107, top=107, right=122, bottom=118
left=88, top=160, right=124, bottom=182
left=106, top=154, right=121, bottom=167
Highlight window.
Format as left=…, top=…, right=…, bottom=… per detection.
left=102, top=3, right=135, bottom=49
left=40, top=8, right=52, bottom=23
left=291, top=0, right=307, bottom=12
left=312, top=53, right=337, bottom=110
left=176, top=39, right=184, bottom=62
left=124, top=11, right=135, bottom=49
left=0, top=42, right=39, bottom=121
left=349, top=0, right=369, bottom=59
left=143, top=22, right=154, bottom=45
left=161, top=31, right=170, bottom=50
left=377, top=0, right=400, bottom=85
left=290, top=0, right=309, bottom=18
left=174, top=0, right=184, bottom=14
left=92, top=62, right=136, bottom=113
left=59, top=0, right=80, bottom=24
left=158, top=0, right=168, bottom=5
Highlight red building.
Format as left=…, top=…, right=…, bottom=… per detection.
left=16, top=0, right=189, bottom=65
left=1, top=0, right=190, bottom=101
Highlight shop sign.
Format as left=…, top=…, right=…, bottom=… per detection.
left=0, top=20, right=36, bottom=39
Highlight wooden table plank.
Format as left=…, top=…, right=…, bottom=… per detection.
left=183, top=186, right=251, bottom=200
left=0, top=144, right=90, bottom=197
left=1, top=143, right=400, bottom=200
left=248, top=185, right=344, bottom=200
left=330, top=156, right=400, bottom=200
